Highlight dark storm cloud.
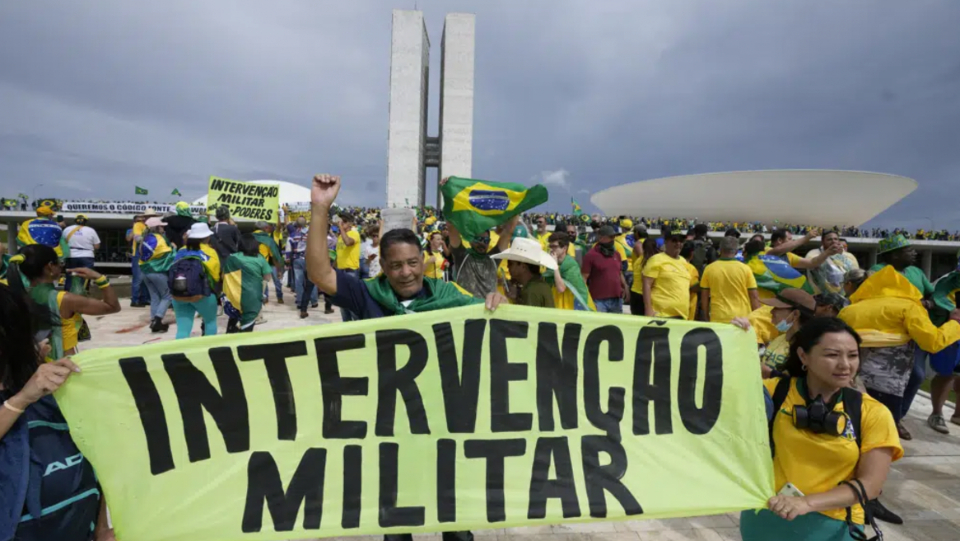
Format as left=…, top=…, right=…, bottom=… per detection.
left=1, top=0, right=959, bottom=227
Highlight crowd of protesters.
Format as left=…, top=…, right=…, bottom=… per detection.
left=5, top=178, right=960, bottom=541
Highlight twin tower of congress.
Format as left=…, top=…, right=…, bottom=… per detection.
left=386, top=10, right=476, bottom=209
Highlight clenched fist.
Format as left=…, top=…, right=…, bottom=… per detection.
left=311, top=174, right=341, bottom=208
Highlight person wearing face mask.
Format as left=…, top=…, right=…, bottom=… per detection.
left=740, top=318, right=902, bottom=541
left=581, top=225, right=630, bottom=313
left=755, top=289, right=816, bottom=378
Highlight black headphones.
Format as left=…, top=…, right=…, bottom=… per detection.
left=792, top=378, right=848, bottom=437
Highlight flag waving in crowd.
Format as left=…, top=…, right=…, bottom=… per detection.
left=571, top=197, right=583, bottom=216
left=135, top=186, right=149, bottom=195
left=441, top=176, right=548, bottom=241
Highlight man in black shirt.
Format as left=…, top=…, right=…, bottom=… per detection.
left=163, top=202, right=197, bottom=249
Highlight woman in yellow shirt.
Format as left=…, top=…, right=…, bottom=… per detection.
left=423, top=231, right=447, bottom=280
left=742, top=317, right=902, bottom=541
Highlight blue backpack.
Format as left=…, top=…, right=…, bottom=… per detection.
left=168, top=251, right=210, bottom=301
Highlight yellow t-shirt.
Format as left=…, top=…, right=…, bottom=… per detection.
left=749, top=305, right=780, bottom=345
left=56, top=291, right=82, bottom=354
left=199, top=243, right=221, bottom=283
left=630, top=255, right=646, bottom=294
left=336, top=230, right=362, bottom=270
left=764, top=378, right=903, bottom=524
left=642, top=253, right=691, bottom=319
left=760, top=334, right=789, bottom=370
left=538, top=233, right=551, bottom=251
left=684, top=260, right=700, bottom=321
left=131, top=221, right=147, bottom=255
left=424, top=251, right=446, bottom=279
left=699, top=259, right=757, bottom=323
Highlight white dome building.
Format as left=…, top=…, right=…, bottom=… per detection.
left=590, top=170, right=917, bottom=227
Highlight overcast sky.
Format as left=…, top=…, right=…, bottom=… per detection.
left=2, top=1, right=959, bottom=228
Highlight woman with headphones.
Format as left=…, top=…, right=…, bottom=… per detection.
left=741, top=317, right=903, bottom=541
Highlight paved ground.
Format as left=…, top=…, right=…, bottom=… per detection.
left=83, top=294, right=960, bottom=540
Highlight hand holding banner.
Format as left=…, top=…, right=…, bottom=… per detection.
left=57, top=306, right=774, bottom=541
left=208, top=177, right=280, bottom=222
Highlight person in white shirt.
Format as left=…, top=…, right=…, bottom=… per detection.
left=361, top=225, right=381, bottom=278
left=62, top=214, right=100, bottom=292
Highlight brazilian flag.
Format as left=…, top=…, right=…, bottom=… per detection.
left=931, top=270, right=960, bottom=326
left=171, top=188, right=182, bottom=196
left=252, top=231, right=285, bottom=271
left=223, top=254, right=272, bottom=323
left=441, top=176, right=548, bottom=241
left=572, top=197, right=583, bottom=216
left=746, top=254, right=814, bottom=297
left=135, top=186, right=149, bottom=195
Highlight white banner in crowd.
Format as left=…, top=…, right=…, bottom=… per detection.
left=59, top=201, right=207, bottom=215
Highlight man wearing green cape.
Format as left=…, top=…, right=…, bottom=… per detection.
left=307, top=180, right=506, bottom=541
left=306, top=174, right=508, bottom=322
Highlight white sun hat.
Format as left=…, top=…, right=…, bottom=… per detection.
left=491, top=237, right=558, bottom=271
left=187, top=222, right=214, bottom=239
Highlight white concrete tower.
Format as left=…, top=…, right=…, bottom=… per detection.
left=386, top=10, right=430, bottom=208
left=437, top=13, right=476, bottom=208
left=386, top=10, right=476, bottom=209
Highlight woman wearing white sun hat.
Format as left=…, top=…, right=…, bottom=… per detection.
left=491, top=237, right=557, bottom=308
left=169, top=223, right=221, bottom=339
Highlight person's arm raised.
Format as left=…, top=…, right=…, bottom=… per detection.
left=306, top=174, right=340, bottom=296
left=766, top=228, right=819, bottom=257
left=439, top=178, right=463, bottom=248
left=61, top=268, right=121, bottom=316
left=496, top=215, right=521, bottom=253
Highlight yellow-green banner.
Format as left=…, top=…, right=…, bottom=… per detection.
left=207, top=176, right=280, bottom=222
left=57, top=306, right=774, bottom=541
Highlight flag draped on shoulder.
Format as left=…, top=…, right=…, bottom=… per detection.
left=441, top=176, right=548, bottom=241
left=222, top=254, right=268, bottom=317
left=746, top=254, right=814, bottom=296
left=252, top=231, right=284, bottom=270
left=363, top=275, right=482, bottom=315
left=545, top=256, right=596, bottom=311
left=571, top=197, right=583, bottom=216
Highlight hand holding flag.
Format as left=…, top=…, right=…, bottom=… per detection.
left=440, top=176, right=548, bottom=241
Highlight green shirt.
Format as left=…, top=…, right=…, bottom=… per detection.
left=223, top=253, right=273, bottom=321
left=519, top=276, right=555, bottom=308
left=870, top=264, right=933, bottom=296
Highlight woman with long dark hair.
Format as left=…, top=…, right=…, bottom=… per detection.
left=6, top=245, right=121, bottom=358
left=0, top=284, right=115, bottom=541
left=741, top=317, right=902, bottom=540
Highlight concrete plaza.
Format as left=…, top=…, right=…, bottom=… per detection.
left=83, top=298, right=960, bottom=541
